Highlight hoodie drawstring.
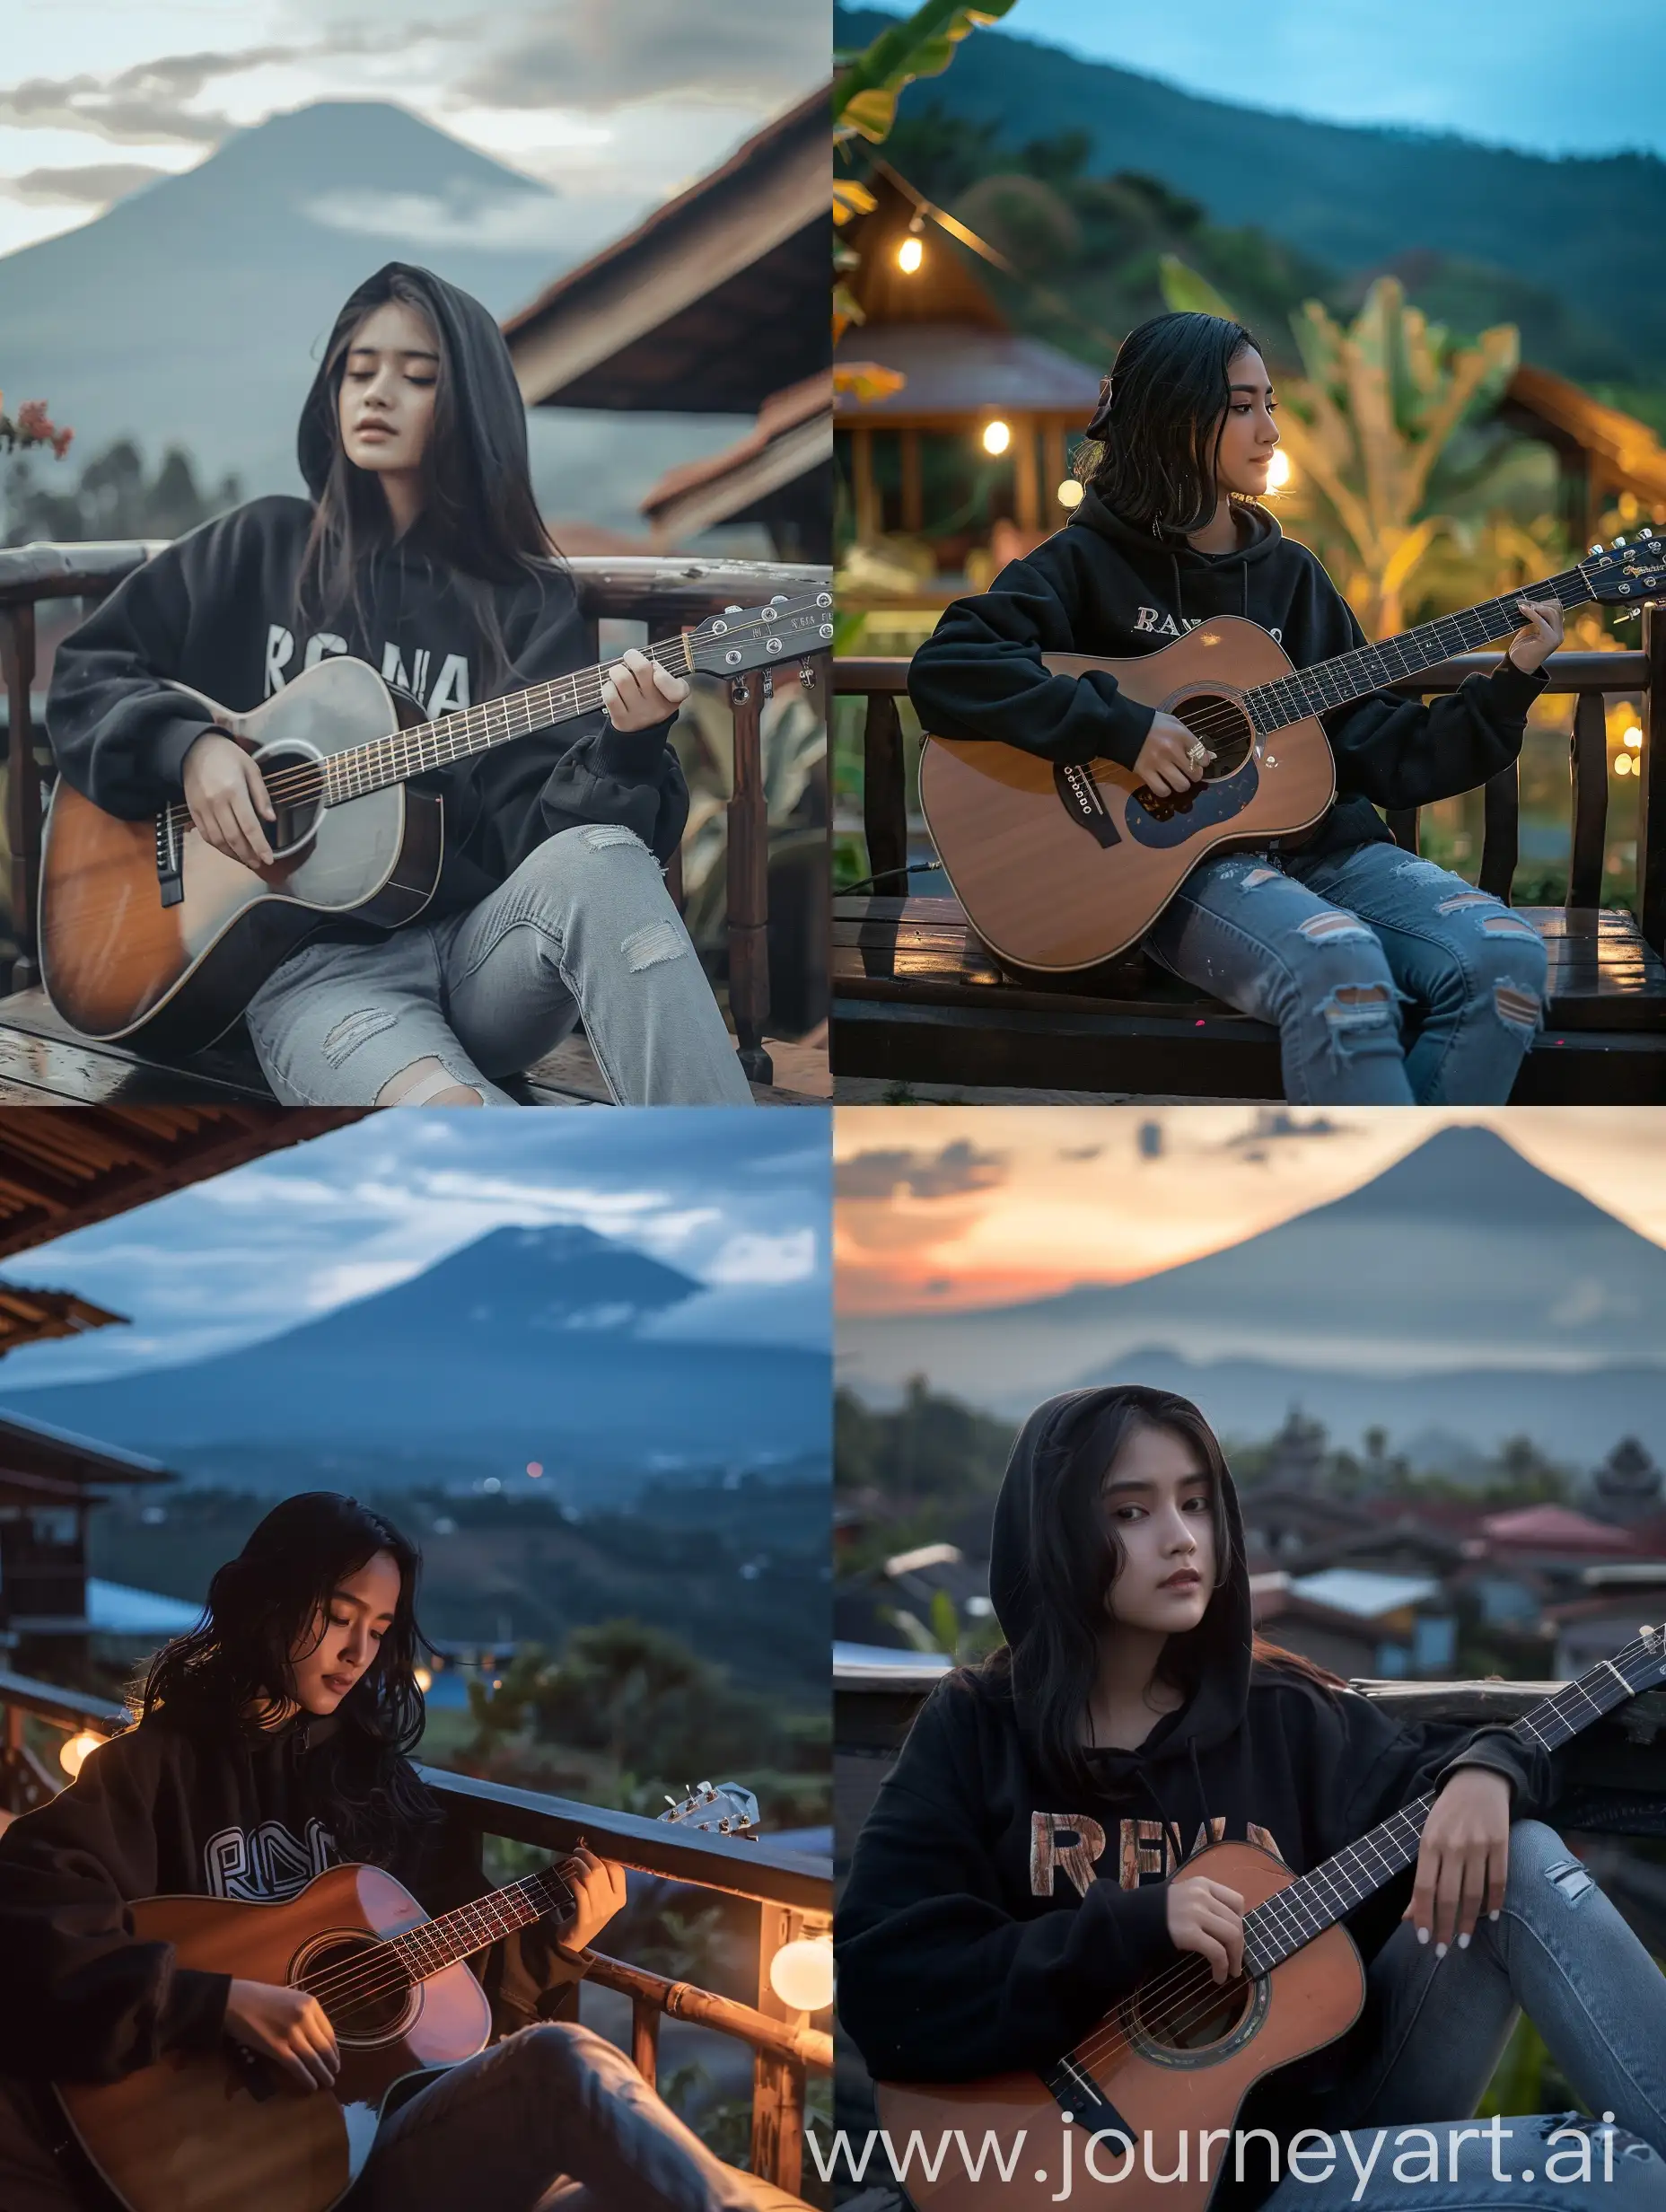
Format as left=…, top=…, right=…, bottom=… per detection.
left=1167, top=549, right=1250, bottom=629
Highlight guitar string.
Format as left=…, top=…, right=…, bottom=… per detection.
left=155, top=601, right=827, bottom=841
left=1053, top=1649, right=1650, bottom=2085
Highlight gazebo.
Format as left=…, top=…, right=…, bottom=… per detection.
left=1501, top=364, right=1666, bottom=545
left=835, top=162, right=1102, bottom=584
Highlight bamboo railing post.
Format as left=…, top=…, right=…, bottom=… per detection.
left=727, top=670, right=772, bottom=1083
left=1, top=605, right=40, bottom=988
left=750, top=1900, right=801, bottom=2193
left=629, top=1997, right=661, bottom=2087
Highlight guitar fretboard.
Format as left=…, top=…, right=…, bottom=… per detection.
left=385, top=1861, right=575, bottom=1983
left=1246, top=564, right=1592, bottom=738
left=1238, top=1630, right=1662, bottom=1978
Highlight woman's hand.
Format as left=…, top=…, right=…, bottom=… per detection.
left=1505, top=599, right=1565, bottom=674
left=224, top=1977, right=339, bottom=2094
left=1166, top=1873, right=1246, bottom=1985
left=183, top=731, right=276, bottom=871
left=1133, top=711, right=1214, bottom=796
left=601, top=646, right=689, bottom=733
left=1405, top=1766, right=1513, bottom=1953
left=557, top=1846, right=628, bottom=1953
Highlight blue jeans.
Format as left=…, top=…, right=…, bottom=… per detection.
left=1258, top=1821, right=1666, bottom=2208
left=1144, top=840, right=1548, bottom=1105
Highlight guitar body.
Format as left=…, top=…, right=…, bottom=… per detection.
left=916, top=619, right=1337, bottom=973
left=55, top=1863, right=492, bottom=2212
left=39, top=657, right=444, bottom=1053
left=874, top=1842, right=1365, bottom=2212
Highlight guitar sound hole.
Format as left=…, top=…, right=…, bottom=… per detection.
left=1176, top=694, right=1256, bottom=779
left=1135, top=1968, right=1253, bottom=2052
left=253, top=742, right=325, bottom=858
left=296, top=1933, right=416, bottom=2047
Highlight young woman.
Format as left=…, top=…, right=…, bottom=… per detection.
left=0, top=1493, right=804, bottom=2212
left=47, top=261, right=753, bottom=1108
left=837, top=1386, right=1666, bottom=2210
left=908, top=312, right=1562, bottom=1106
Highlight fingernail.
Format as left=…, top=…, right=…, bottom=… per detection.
left=1435, top=1941, right=1448, bottom=1958
left=1416, top=1926, right=1429, bottom=1944
left=1458, top=1933, right=1470, bottom=1950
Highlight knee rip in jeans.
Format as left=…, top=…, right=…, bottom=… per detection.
left=1481, top=911, right=1539, bottom=939
left=321, top=1007, right=400, bottom=1068
left=376, top=1056, right=484, bottom=1107
left=622, top=919, right=686, bottom=973
left=1240, top=865, right=1282, bottom=890
left=1393, top=856, right=1446, bottom=880
left=1298, top=908, right=1373, bottom=944
left=1494, top=980, right=1542, bottom=1031
left=582, top=823, right=645, bottom=852
left=1434, top=890, right=1501, bottom=916
left=1320, top=982, right=1397, bottom=1037
left=1543, top=1855, right=1596, bottom=1905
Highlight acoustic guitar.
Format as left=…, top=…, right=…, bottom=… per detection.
left=916, top=536, right=1666, bottom=974
left=874, top=1625, right=1666, bottom=2211
left=54, top=1779, right=759, bottom=2212
left=38, top=588, right=834, bottom=1053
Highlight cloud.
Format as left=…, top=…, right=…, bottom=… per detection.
left=706, top=1229, right=817, bottom=1285
left=836, top=1140, right=1008, bottom=1203
left=302, top=182, right=567, bottom=251
left=457, top=0, right=828, bottom=111
left=1222, top=1110, right=1351, bottom=1153
left=0, top=162, right=167, bottom=206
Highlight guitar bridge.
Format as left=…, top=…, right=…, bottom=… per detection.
left=1045, top=2053, right=1130, bottom=2134
left=153, top=810, right=184, bottom=908
left=1053, top=762, right=1121, bottom=849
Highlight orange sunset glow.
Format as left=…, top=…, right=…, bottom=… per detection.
left=834, top=1105, right=1666, bottom=1315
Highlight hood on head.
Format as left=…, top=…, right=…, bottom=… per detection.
left=296, top=260, right=534, bottom=513
left=987, top=1386, right=1255, bottom=1770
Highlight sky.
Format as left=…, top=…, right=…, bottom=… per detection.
left=0, top=0, right=829, bottom=259
left=834, top=1105, right=1666, bottom=1314
left=0, top=1110, right=830, bottom=1387
left=860, top=0, right=1666, bottom=161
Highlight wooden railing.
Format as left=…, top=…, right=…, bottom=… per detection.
left=0, top=1667, right=832, bottom=2196
left=0, top=544, right=833, bottom=1085
left=837, top=607, right=1666, bottom=948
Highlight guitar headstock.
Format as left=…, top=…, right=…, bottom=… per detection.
left=1638, top=1624, right=1666, bottom=1683
left=686, top=592, right=834, bottom=680
left=660, top=1778, right=759, bottom=1839
left=1582, top=529, right=1666, bottom=610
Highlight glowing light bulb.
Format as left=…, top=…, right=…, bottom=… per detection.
left=1266, top=451, right=1292, bottom=491
left=414, top=1666, right=434, bottom=1694
left=1625, top=727, right=1644, bottom=749
left=768, top=1936, right=834, bottom=2013
left=981, top=419, right=1011, bottom=457
left=1057, top=479, right=1084, bottom=509
left=1615, top=754, right=1634, bottom=777
left=896, top=234, right=924, bottom=275
left=59, top=1731, right=104, bottom=1779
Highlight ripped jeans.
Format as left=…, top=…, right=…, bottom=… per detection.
left=1144, top=838, right=1548, bottom=1105
left=1258, top=1821, right=1666, bottom=2208
left=245, top=823, right=754, bottom=1107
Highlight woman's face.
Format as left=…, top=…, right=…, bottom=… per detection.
left=337, top=299, right=440, bottom=479
left=289, top=1549, right=401, bottom=1716
left=1214, top=345, right=1279, bottom=499
left=1102, top=1423, right=1217, bottom=1636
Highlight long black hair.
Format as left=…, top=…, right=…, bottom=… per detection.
left=978, top=1386, right=1337, bottom=1797
left=1074, top=310, right=1264, bottom=536
left=295, top=262, right=560, bottom=688
left=139, top=1492, right=435, bottom=1860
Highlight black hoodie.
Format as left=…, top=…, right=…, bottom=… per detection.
left=907, top=491, right=1547, bottom=863
left=45, top=263, right=687, bottom=918
left=836, top=1390, right=1557, bottom=2200
left=0, top=1709, right=576, bottom=2087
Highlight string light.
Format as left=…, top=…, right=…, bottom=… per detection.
left=1267, top=452, right=1292, bottom=491
left=768, top=1936, right=834, bottom=2012
left=982, top=419, right=1012, bottom=457
left=414, top=1666, right=434, bottom=1693
left=897, top=233, right=924, bottom=274
left=59, top=1730, right=104, bottom=1779
left=1057, top=479, right=1083, bottom=510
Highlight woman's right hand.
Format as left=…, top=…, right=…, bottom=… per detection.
left=1133, top=711, right=1214, bottom=796
left=224, top=1977, right=339, bottom=2094
left=1166, top=1874, right=1246, bottom=1985
left=182, top=731, right=276, bottom=871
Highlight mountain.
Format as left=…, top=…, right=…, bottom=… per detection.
left=836, top=6, right=1666, bottom=378
left=837, top=1128, right=1666, bottom=1433
left=0, top=102, right=730, bottom=522
left=0, top=1224, right=829, bottom=1492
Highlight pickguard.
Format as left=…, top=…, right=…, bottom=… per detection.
left=1125, top=757, right=1260, bottom=847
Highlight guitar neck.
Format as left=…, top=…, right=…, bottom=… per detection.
left=383, top=1859, right=576, bottom=1984
left=320, top=634, right=696, bottom=805
left=1246, top=562, right=1593, bottom=738
left=1239, top=1631, right=1661, bottom=1979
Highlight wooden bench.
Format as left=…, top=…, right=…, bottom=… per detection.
left=832, top=621, right=1666, bottom=1101
left=0, top=543, right=830, bottom=1103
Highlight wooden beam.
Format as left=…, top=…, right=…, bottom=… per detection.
left=899, top=428, right=923, bottom=534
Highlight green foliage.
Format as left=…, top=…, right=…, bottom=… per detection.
left=4, top=436, right=241, bottom=546
left=834, top=0, right=1020, bottom=146
left=887, top=1585, right=1004, bottom=1665
left=836, top=1378, right=1015, bottom=1504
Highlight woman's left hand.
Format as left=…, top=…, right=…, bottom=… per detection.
left=1506, top=598, right=1565, bottom=673
left=1404, top=1766, right=1513, bottom=1954
left=556, top=1846, right=628, bottom=1953
left=602, top=645, right=690, bottom=732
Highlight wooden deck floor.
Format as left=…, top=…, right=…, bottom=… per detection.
left=0, top=992, right=828, bottom=1107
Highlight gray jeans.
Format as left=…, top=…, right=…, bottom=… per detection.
left=245, top=823, right=754, bottom=1107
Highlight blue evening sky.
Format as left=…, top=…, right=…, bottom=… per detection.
left=0, top=1112, right=829, bottom=1387
left=862, top=0, right=1666, bottom=159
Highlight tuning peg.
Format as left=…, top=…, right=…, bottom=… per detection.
left=723, top=603, right=743, bottom=615
left=769, top=593, right=790, bottom=607
left=1643, top=527, right=1656, bottom=540
left=1616, top=535, right=1629, bottom=547
left=1590, top=543, right=1605, bottom=556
